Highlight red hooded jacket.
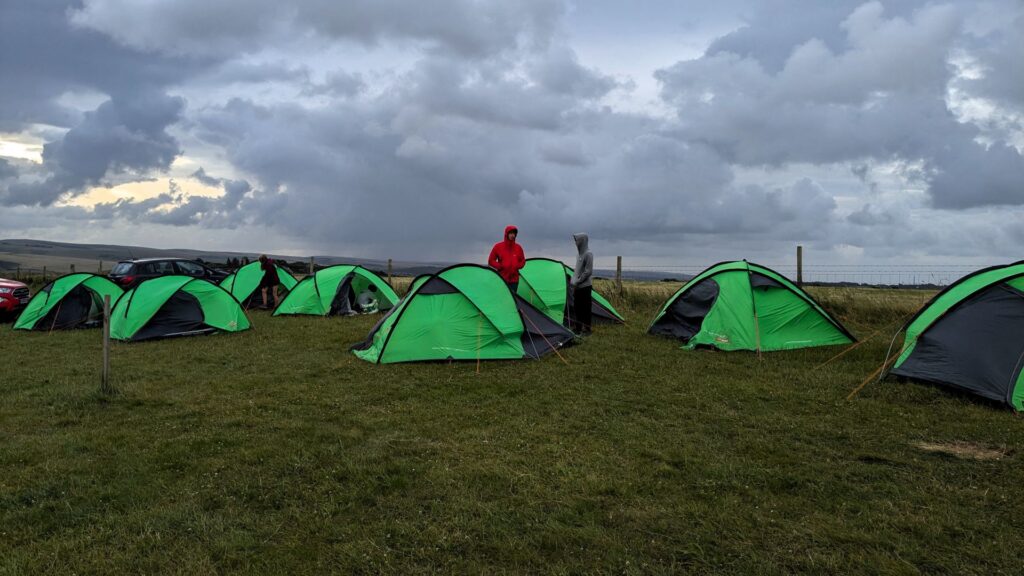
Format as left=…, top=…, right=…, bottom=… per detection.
left=488, top=225, right=525, bottom=283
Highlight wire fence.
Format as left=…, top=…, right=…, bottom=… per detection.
left=612, top=263, right=996, bottom=287
left=2, top=260, right=1002, bottom=288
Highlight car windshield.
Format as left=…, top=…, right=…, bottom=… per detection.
left=111, top=263, right=133, bottom=275
left=176, top=261, right=205, bottom=276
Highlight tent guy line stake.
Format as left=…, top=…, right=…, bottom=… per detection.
left=814, top=311, right=915, bottom=371
left=846, top=339, right=911, bottom=402
left=520, top=311, right=570, bottom=366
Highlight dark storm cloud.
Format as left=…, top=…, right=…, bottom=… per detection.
left=0, top=158, right=15, bottom=180
left=3, top=92, right=185, bottom=206
left=0, top=0, right=219, bottom=207
left=3, top=0, right=1024, bottom=264
left=69, top=0, right=563, bottom=59
left=960, top=3, right=1024, bottom=113
left=656, top=1, right=1024, bottom=209
left=0, top=0, right=213, bottom=131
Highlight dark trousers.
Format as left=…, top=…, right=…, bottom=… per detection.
left=507, top=281, right=519, bottom=294
left=572, top=285, right=592, bottom=333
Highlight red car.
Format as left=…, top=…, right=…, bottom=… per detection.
left=0, top=277, right=31, bottom=319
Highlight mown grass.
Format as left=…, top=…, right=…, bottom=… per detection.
left=2, top=281, right=1023, bottom=575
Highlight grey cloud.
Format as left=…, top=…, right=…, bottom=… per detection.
left=656, top=1, right=1024, bottom=209
left=203, top=61, right=313, bottom=86
left=2, top=92, right=184, bottom=206
left=928, top=141, right=1024, bottom=208
left=91, top=193, right=176, bottom=221
left=539, top=140, right=591, bottom=166
left=0, top=158, right=15, bottom=180
left=705, top=0, right=932, bottom=73
left=70, top=0, right=564, bottom=59
left=963, top=10, right=1024, bottom=111
left=5, top=0, right=1024, bottom=267
left=301, top=71, right=366, bottom=98
left=85, top=178, right=254, bottom=228
left=0, top=0, right=213, bottom=132
left=191, top=167, right=221, bottom=187
left=190, top=167, right=252, bottom=209
left=529, top=45, right=618, bottom=99
left=847, top=203, right=897, bottom=226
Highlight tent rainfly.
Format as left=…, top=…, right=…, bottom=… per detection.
left=351, top=264, right=574, bottom=364
left=517, top=258, right=624, bottom=326
left=648, top=260, right=855, bottom=352
left=888, top=261, right=1024, bottom=410
left=110, top=275, right=250, bottom=341
left=14, top=273, right=123, bottom=331
left=273, top=265, right=399, bottom=317
left=220, top=262, right=298, bottom=306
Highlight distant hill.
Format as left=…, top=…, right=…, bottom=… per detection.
left=0, top=238, right=691, bottom=280
left=0, top=239, right=448, bottom=276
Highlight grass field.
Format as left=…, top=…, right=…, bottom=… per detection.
left=2, top=280, right=1022, bottom=574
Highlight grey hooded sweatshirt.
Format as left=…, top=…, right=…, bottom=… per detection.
left=571, top=233, right=593, bottom=288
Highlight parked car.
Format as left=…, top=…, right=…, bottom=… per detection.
left=108, top=258, right=229, bottom=289
left=0, top=277, right=30, bottom=320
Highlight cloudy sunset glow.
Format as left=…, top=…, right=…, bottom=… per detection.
left=1, top=1, right=1023, bottom=267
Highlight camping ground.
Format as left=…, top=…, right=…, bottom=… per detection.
left=2, top=280, right=1022, bottom=574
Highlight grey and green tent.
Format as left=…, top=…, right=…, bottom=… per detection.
left=14, top=273, right=123, bottom=331
left=273, top=265, right=398, bottom=317
left=648, top=260, right=854, bottom=352
left=518, top=258, right=624, bottom=326
left=220, top=262, right=298, bottom=306
left=888, top=262, right=1024, bottom=410
left=111, top=275, right=250, bottom=341
left=351, top=264, right=574, bottom=364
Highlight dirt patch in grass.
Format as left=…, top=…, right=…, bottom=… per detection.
left=913, top=441, right=1009, bottom=461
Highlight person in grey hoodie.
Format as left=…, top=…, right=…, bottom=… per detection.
left=570, top=233, right=593, bottom=334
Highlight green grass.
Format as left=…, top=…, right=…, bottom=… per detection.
left=2, top=282, right=1023, bottom=574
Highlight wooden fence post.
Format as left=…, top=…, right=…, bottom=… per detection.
left=42, top=266, right=47, bottom=280
left=616, top=256, right=622, bottom=295
left=308, top=257, right=314, bottom=276
left=15, top=267, right=20, bottom=280
left=98, top=260, right=103, bottom=274
left=70, top=264, right=76, bottom=274
left=101, top=295, right=112, bottom=395
left=387, top=259, right=393, bottom=286
left=797, top=245, right=803, bottom=287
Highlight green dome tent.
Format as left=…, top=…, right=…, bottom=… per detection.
left=14, top=273, right=123, bottom=331
left=351, top=264, right=574, bottom=364
left=648, top=260, right=854, bottom=352
left=517, top=258, right=624, bottom=326
left=220, top=262, right=298, bottom=307
left=273, top=265, right=398, bottom=317
left=111, top=276, right=251, bottom=341
left=888, top=262, right=1024, bottom=410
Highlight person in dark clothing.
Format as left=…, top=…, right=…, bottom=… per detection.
left=570, top=233, right=593, bottom=335
left=258, top=254, right=280, bottom=309
left=488, top=225, right=526, bottom=292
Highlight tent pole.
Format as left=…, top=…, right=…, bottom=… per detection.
left=746, top=263, right=762, bottom=359
left=101, top=295, right=112, bottom=395
left=48, top=298, right=64, bottom=335
left=476, top=314, right=482, bottom=374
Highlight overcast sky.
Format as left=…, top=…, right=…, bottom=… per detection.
left=1, top=0, right=1022, bottom=267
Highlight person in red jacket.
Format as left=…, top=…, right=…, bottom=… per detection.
left=488, top=225, right=525, bottom=291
